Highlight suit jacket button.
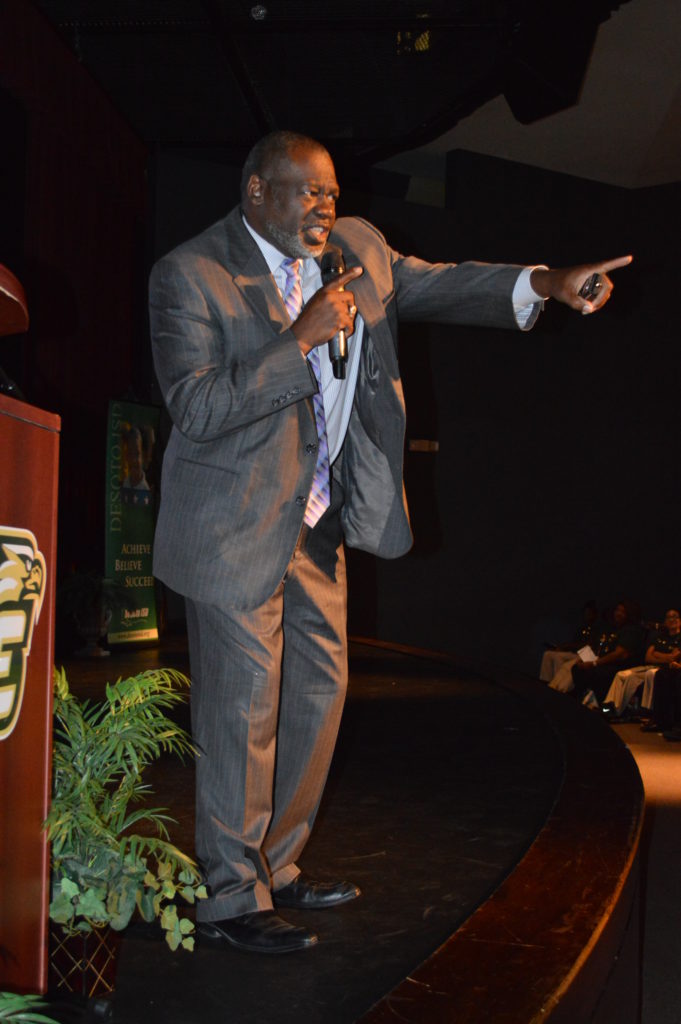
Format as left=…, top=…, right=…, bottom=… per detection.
left=305, top=443, right=317, bottom=454
left=295, top=495, right=306, bottom=506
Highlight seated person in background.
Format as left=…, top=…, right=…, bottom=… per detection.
left=540, top=600, right=600, bottom=687
left=602, top=609, right=681, bottom=718
left=572, top=599, right=645, bottom=707
left=547, top=604, right=625, bottom=695
left=641, top=657, right=681, bottom=738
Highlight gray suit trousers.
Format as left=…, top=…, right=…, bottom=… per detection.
left=186, top=538, right=348, bottom=922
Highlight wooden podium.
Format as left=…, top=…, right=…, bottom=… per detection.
left=0, top=393, right=60, bottom=993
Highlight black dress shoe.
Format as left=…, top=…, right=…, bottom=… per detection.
left=198, top=911, right=318, bottom=953
left=273, top=875, right=361, bottom=910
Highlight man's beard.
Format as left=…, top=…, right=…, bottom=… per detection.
left=265, top=219, right=324, bottom=259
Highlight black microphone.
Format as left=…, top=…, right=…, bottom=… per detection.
left=320, top=244, right=348, bottom=380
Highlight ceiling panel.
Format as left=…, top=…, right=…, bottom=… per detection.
left=28, top=0, right=631, bottom=167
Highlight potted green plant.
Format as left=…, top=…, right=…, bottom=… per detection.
left=45, top=664, right=206, bottom=994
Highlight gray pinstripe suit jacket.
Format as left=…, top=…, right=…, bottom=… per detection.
left=149, top=208, right=538, bottom=611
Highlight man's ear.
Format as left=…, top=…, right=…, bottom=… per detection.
left=246, top=174, right=265, bottom=204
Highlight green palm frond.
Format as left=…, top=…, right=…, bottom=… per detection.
left=0, top=993, right=59, bottom=1023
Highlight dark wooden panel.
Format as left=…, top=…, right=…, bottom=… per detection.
left=0, top=394, right=60, bottom=993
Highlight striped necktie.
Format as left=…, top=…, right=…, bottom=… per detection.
left=281, top=258, right=330, bottom=528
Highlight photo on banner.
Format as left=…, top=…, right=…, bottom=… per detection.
left=105, top=399, right=161, bottom=644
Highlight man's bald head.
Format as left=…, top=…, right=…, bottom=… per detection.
left=241, top=131, right=339, bottom=258
left=240, top=131, right=331, bottom=203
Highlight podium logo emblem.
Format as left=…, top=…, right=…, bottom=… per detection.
left=0, top=527, right=46, bottom=741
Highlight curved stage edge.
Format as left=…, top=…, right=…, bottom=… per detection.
left=355, top=640, right=644, bottom=1024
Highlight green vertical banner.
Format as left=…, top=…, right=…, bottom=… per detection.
left=105, top=400, right=161, bottom=644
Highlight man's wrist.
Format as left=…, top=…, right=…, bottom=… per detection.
left=527, top=266, right=551, bottom=301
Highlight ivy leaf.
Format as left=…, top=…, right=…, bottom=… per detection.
left=60, top=877, right=80, bottom=900
left=49, top=891, right=75, bottom=925
left=138, top=890, right=156, bottom=923
left=180, top=885, right=195, bottom=904
left=160, top=904, right=178, bottom=932
left=143, top=870, right=160, bottom=892
left=161, top=879, right=176, bottom=900
left=77, top=889, right=108, bottom=921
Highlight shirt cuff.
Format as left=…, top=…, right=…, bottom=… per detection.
left=513, top=266, right=548, bottom=328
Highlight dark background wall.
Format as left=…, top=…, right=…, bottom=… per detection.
left=0, top=0, right=148, bottom=586
left=349, top=154, right=679, bottom=674
left=1, top=2, right=678, bottom=675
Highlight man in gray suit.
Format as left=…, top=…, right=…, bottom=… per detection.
left=149, top=130, right=630, bottom=953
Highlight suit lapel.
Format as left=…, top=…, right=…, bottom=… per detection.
left=328, top=227, right=399, bottom=381
left=218, top=213, right=395, bottom=386
left=220, top=209, right=291, bottom=335
left=328, top=230, right=394, bottom=345
left=219, top=210, right=317, bottom=432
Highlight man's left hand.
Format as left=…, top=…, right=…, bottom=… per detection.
left=530, top=255, right=633, bottom=315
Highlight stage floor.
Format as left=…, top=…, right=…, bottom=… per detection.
left=54, top=637, right=566, bottom=1023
